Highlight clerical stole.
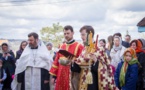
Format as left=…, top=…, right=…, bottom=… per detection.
left=50, top=42, right=83, bottom=90
left=25, top=67, right=41, bottom=90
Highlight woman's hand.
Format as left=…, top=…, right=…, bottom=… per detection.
left=51, top=78, right=55, bottom=85
left=3, top=53, right=7, bottom=57
left=7, top=53, right=11, bottom=56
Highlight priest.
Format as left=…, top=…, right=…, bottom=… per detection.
left=11, top=32, right=53, bottom=90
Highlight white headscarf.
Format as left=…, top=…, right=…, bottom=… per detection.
left=1, top=43, right=11, bottom=53
left=113, top=36, right=122, bottom=51
left=110, top=36, right=126, bottom=68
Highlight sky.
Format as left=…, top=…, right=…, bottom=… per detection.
left=0, top=0, right=145, bottom=41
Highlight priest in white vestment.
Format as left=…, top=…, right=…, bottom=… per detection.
left=12, top=32, right=52, bottom=90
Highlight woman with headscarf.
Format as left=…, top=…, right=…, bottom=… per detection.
left=16, top=41, right=28, bottom=61
left=115, top=48, right=139, bottom=90
left=110, top=36, right=126, bottom=74
left=130, top=39, right=145, bottom=90
left=71, top=25, right=117, bottom=90
left=1, top=43, right=15, bottom=90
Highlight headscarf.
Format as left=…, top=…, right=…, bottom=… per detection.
left=46, top=42, right=53, bottom=47
left=119, top=48, right=139, bottom=87
left=1, top=43, right=11, bottom=53
left=138, top=38, right=145, bottom=50
left=136, top=40, right=145, bottom=53
left=113, top=36, right=122, bottom=51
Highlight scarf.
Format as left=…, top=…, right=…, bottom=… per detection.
left=136, top=40, right=145, bottom=53
left=113, top=36, right=122, bottom=52
left=1, top=43, right=11, bottom=54
left=119, top=48, right=139, bottom=87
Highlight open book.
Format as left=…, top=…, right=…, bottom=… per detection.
left=58, top=49, right=75, bottom=57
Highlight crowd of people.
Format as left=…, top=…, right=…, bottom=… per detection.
left=0, top=25, right=145, bottom=90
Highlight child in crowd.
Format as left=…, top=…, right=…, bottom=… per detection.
left=0, top=60, right=7, bottom=90
left=115, top=48, right=139, bottom=90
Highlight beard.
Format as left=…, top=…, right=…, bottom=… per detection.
left=29, top=41, right=38, bottom=48
left=65, top=37, right=72, bottom=42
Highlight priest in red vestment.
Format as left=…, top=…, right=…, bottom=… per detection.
left=50, top=25, right=84, bottom=90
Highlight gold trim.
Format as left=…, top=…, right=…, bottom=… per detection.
left=66, top=43, right=69, bottom=51
left=78, top=69, right=88, bottom=90
left=52, top=64, right=58, bottom=69
left=74, top=43, right=80, bottom=56
left=59, top=57, right=67, bottom=59
left=65, top=42, right=77, bottom=51
left=49, top=72, right=56, bottom=76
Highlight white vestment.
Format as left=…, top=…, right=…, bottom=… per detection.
left=11, top=40, right=52, bottom=90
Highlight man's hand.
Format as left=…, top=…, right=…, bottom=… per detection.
left=66, top=56, right=74, bottom=65
left=89, top=53, right=97, bottom=62
left=67, top=55, right=73, bottom=61
left=44, top=80, right=49, bottom=84
left=51, top=78, right=55, bottom=85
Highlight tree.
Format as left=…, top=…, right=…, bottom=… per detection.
left=40, top=23, right=64, bottom=47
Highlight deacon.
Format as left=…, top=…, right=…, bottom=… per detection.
left=50, top=25, right=84, bottom=90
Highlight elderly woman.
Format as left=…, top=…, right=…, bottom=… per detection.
left=46, top=42, right=55, bottom=60
left=46, top=42, right=55, bottom=90
left=110, top=36, right=126, bottom=74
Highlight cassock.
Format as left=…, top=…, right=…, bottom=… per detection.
left=49, top=40, right=84, bottom=90
left=11, top=41, right=52, bottom=90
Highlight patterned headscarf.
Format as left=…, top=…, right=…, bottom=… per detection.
left=119, top=48, right=139, bottom=87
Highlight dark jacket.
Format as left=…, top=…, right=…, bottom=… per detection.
left=16, top=50, right=23, bottom=60
left=1, top=50, right=16, bottom=89
left=0, top=67, right=5, bottom=84
left=115, top=61, right=138, bottom=90
left=1, top=50, right=15, bottom=75
left=122, top=41, right=130, bottom=48
left=136, top=52, right=145, bottom=90
left=0, top=53, right=2, bottom=58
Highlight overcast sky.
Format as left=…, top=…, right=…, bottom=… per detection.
left=0, top=0, right=145, bottom=41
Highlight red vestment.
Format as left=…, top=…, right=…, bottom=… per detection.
left=50, top=41, right=84, bottom=90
